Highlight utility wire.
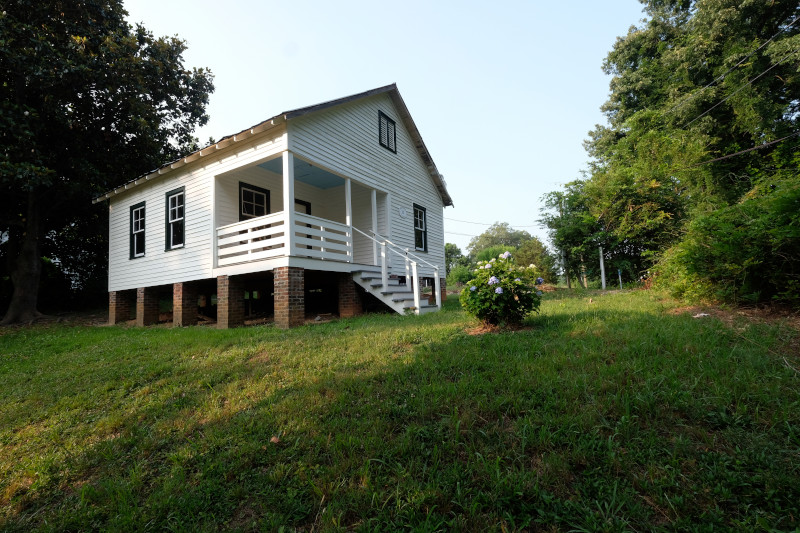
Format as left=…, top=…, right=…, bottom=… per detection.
left=667, top=13, right=800, bottom=116
left=684, top=48, right=800, bottom=127
left=444, top=217, right=539, bottom=227
left=680, top=130, right=800, bottom=169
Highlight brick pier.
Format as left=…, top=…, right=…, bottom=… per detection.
left=173, top=281, right=198, bottom=327
left=274, top=266, right=305, bottom=329
left=136, top=286, right=159, bottom=326
left=108, top=290, right=136, bottom=324
left=338, top=273, right=363, bottom=318
left=217, top=275, right=245, bottom=329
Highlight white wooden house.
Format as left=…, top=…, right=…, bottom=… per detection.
left=94, top=84, right=453, bottom=328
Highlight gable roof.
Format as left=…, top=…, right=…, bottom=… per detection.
left=92, top=84, right=452, bottom=206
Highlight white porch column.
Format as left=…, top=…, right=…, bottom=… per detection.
left=386, top=192, right=392, bottom=269
left=371, top=189, right=378, bottom=265
left=345, top=177, right=352, bottom=261
left=282, top=151, right=296, bottom=255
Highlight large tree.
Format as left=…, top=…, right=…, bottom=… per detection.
left=466, top=222, right=533, bottom=257
left=0, top=1, right=214, bottom=324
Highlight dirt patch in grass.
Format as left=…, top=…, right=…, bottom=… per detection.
left=668, top=304, right=800, bottom=331
left=0, top=310, right=108, bottom=334
left=669, top=303, right=800, bottom=362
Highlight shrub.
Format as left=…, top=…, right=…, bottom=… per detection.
left=459, top=251, right=542, bottom=326
left=446, top=264, right=473, bottom=287
left=655, top=179, right=800, bottom=306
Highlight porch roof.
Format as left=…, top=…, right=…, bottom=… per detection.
left=92, top=84, right=453, bottom=207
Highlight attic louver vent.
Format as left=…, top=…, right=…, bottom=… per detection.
left=378, top=111, right=397, bottom=153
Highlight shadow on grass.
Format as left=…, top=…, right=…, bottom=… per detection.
left=2, top=291, right=799, bottom=531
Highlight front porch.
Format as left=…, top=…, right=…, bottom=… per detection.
left=214, top=150, right=389, bottom=273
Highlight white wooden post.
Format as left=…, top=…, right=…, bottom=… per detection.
left=212, top=176, right=218, bottom=267
left=404, top=250, right=411, bottom=287
left=371, top=189, right=378, bottom=266
left=434, top=267, right=441, bottom=309
left=319, top=225, right=326, bottom=257
left=282, top=151, right=295, bottom=256
left=411, top=261, right=420, bottom=313
left=599, top=246, right=606, bottom=290
left=380, top=242, right=388, bottom=291
left=344, top=177, right=352, bottom=261
left=385, top=192, right=392, bottom=270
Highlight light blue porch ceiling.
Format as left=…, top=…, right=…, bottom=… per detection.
left=258, top=158, right=345, bottom=189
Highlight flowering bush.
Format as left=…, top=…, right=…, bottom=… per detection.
left=459, top=251, right=542, bottom=326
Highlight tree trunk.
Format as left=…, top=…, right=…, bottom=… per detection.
left=1, top=191, right=43, bottom=325
left=580, top=254, right=588, bottom=289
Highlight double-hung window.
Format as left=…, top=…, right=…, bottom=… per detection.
left=239, top=182, right=269, bottom=220
left=378, top=111, right=397, bottom=153
left=165, top=187, right=185, bottom=250
left=130, top=202, right=146, bottom=259
left=413, top=204, right=427, bottom=252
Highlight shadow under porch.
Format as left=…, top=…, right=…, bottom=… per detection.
left=108, top=268, right=369, bottom=329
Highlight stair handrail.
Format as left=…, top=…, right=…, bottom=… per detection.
left=351, top=226, right=441, bottom=311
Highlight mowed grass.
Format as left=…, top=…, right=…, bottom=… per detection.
left=1, top=290, right=799, bottom=531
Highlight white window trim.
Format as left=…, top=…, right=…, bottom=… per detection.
left=167, top=190, right=185, bottom=250
left=131, top=204, right=145, bottom=258
left=413, top=204, right=427, bottom=252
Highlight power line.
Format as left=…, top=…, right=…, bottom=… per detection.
left=667, top=13, right=800, bottom=117
left=444, top=230, right=480, bottom=237
left=684, top=48, right=800, bottom=127
left=444, top=217, right=539, bottom=227
left=680, top=130, right=800, bottom=169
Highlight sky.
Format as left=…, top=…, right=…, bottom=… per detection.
left=124, top=0, right=646, bottom=253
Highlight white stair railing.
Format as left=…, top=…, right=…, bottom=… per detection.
left=351, top=226, right=441, bottom=311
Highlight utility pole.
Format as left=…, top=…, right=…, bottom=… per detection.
left=560, top=196, right=571, bottom=289
left=599, top=246, right=606, bottom=290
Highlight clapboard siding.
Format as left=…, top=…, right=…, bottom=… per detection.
left=289, top=93, right=445, bottom=275
left=105, top=88, right=448, bottom=291
left=108, top=129, right=287, bottom=291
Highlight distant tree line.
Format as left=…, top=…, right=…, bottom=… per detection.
left=540, top=0, right=800, bottom=305
left=445, top=223, right=559, bottom=288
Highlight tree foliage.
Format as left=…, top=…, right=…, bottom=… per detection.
left=0, top=1, right=214, bottom=323
left=541, top=0, right=800, bottom=303
left=514, top=238, right=559, bottom=283
left=466, top=223, right=532, bottom=257
left=444, top=243, right=468, bottom=276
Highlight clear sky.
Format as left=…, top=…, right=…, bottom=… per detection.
left=124, top=0, right=646, bottom=253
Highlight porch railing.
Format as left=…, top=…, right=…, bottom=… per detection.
left=351, top=226, right=441, bottom=312
left=216, top=211, right=353, bottom=267
left=291, top=212, right=352, bottom=261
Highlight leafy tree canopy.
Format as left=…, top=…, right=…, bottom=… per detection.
left=444, top=243, right=468, bottom=276
left=0, top=0, right=214, bottom=323
left=542, top=0, right=800, bottom=302
left=466, top=223, right=532, bottom=257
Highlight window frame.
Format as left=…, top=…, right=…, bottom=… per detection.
left=378, top=111, right=397, bottom=153
left=238, top=182, right=270, bottom=221
left=165, top=187, right=185, bottom=251
left=129, top=201, right=146, bottom=259
left=413, top=203, right=427, bottom=252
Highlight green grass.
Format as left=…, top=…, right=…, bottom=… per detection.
left=1, top=290, right=799, bottom=531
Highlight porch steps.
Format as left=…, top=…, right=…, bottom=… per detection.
left=352, top=270, right=439, bottom=315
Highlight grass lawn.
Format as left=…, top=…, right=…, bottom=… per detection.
left=1, top=289, right=799, bottom=531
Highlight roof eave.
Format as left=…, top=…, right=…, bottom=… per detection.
left=92, top=116, right=286, bottom=204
